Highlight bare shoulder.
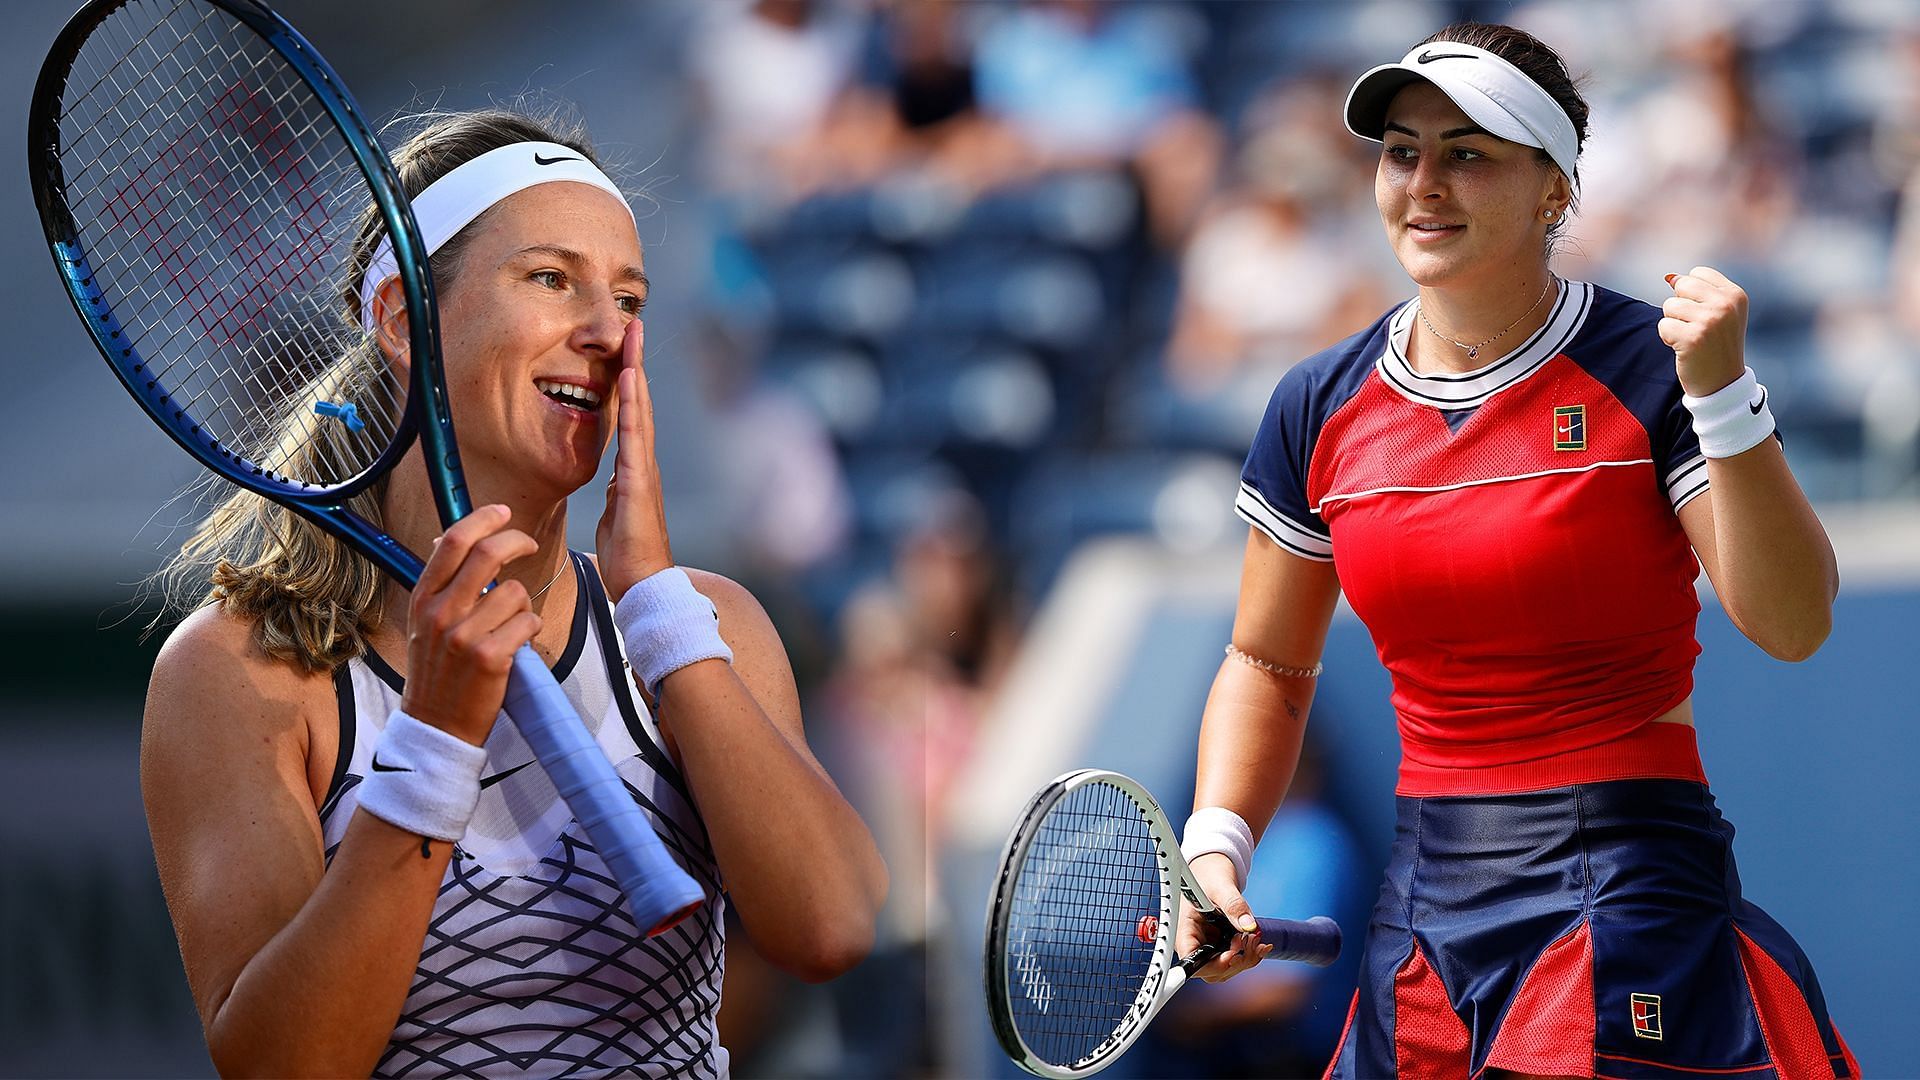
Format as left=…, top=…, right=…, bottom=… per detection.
left=683, top=568, right=776, bottom=636
left=583, top=556, right=782, bottom=649
left=143, top=602, right=336, bottom=1030
left=682, top=568, right=805, bottom=733
left=683, top=568, right=788, bottom=674
left=151, top=602, right=329, bottom=726
left=145, top=602, right=335, bottom=803
left=583, top=556, right=798, bottom=721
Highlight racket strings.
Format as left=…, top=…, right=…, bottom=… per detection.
left=54, top=0, right=404, bottom=488
left=1006, top=780, right=1169, bottom=1068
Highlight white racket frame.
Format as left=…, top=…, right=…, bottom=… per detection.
left=984, top=768, right=1230, bottom=1078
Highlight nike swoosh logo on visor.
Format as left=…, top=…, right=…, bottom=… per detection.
left=533, top=152, right=583, bottom=166
left=1416, top=50, right=1477, bottom=63
left=479, top=759, right=537, bottom=789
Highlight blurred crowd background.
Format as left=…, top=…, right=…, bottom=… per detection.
left=3, top=0, right=1917, bottom=1076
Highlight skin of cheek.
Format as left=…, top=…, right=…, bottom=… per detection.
left=412, top=183, right=646, bottom=503
left=432, top=271, right=612, bottom=499
left=1376, top=155, right=1552, bottom=289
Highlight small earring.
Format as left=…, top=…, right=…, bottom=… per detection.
left=1543, top=208, right=1558, bottom=220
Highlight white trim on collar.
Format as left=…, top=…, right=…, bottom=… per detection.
left=1375, top=279, right=1594, bottom=409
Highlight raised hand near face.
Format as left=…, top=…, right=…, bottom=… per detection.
left=596, top=320, right=675, bottom=603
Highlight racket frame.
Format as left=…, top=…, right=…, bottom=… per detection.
left=984, top=769, right=1220, bottom=1078
left=985, top=768, right=1341, bottom=1077
left=30, top=0, right=461, bottom=585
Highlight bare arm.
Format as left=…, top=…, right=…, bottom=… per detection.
left=1179, top=529, right=1342, bottom=982
left=144, top=608, right=453, bottom=1077
left=596, top=320, right=885, bottom=982
left=145, top=510, right=540, bottom=1076
left=1678, top=442, right=1837, bottom=661
left=662, top=571, right=889, bottom=983
left=1663, top=267, right=1838, bottom=661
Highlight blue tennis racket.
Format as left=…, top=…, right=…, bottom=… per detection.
left=984, top=769, right=1341, bottom=1077
left=29, top=0, right=702, bottom=935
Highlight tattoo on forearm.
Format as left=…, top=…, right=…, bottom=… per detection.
left=1285, top=700, right=1301, bottom=723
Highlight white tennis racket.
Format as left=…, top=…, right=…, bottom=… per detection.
left=984, top=769, right=1341, bottom=1077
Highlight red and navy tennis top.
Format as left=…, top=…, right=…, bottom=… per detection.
left=1238, top=281, right=1713, bottom=796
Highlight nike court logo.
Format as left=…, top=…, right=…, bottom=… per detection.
left=370, top=754, right=409, bottom=773
left=533, top=152, right=583, bottom=166
left=1416, top=50, right=1477, bottom=63
left=479, top=760, right=536, bottom=790
left=1749, top=387, right=1767, bottom=414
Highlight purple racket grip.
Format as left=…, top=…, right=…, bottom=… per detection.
left=503, top=647, right=704, bottom=935
left=1253, top=916, right=1342, bottom=966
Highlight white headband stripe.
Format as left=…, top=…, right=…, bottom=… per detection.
left=358, top=141, right=632, bottom=331
left=1345, top=42, right=1580, bottom=193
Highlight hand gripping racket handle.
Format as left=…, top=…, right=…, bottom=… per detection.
left=503, top=647, right=704, bottom=935
left=1252, top=916, right=1341, bottom=966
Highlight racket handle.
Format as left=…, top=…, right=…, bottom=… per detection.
left=1253, top=916, right=1342, bottom=966
left=502, top=647, right=705, bottom=935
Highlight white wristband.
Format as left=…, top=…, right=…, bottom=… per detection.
left=1683, top=367, right=1775, bottom=459
left=1181, top=806, right=1255, bottom=889
left=613, top=567, right=733, bottom=697
left=356, top=710, right=487, bottom=842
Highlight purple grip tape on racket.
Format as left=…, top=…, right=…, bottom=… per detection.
left=503, top=648, right=704, bottom=935
left=1252, top=916, right=1342, bottom=966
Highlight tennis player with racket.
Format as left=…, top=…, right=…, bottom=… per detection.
left=1187, top=21, right=1859, bottom=1079
left=30, top=1, right=884, bottom=1075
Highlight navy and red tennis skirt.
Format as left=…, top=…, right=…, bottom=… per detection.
left=1324, top=779, right=1858, bottom=1079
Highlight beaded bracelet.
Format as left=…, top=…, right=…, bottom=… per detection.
left=1226, top=643, right=1323, bottom=679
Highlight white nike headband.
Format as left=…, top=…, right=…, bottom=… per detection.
left=358, top=140, right=633, bottom=332
left=1344, top=42, right=1579, bottom=193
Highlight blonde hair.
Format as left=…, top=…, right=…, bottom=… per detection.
left=152, top=107, right=605, bottom=672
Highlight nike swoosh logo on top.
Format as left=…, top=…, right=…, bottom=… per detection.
left=479, top=759, right=537, bottom=790
left=1416, top=50, right=1477, bottom=63
left=533, top=152, right=583, bottom=166
left=1749, top=387, right=1768, bottom=415
left=370, top=754, right=409, bottom=773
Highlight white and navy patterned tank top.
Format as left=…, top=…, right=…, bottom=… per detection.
left=318, top=552, right=727, bottom=1079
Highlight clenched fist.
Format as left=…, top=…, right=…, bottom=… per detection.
left=1659, top=266, right=1750, bottom=398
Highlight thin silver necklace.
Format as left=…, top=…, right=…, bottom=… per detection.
left=1417, top=276, right=1555, bottom=362
left=528, top=559, right=568, bottom=601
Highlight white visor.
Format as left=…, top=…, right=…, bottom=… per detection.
left=358, top=140, right=633, bottom=332
left=1344, top=42, right=1579, bottom=193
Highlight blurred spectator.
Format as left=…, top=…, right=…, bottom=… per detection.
left=970, top=0, right=1225, bottom=247
left=1166, top=76, right=1391, bottom=393
left=1134, top=738, right=1370, bottom=1078
left=895, top=490, right=1020, bottom=692
left=688, top=0, right=881, bottom=201
left=813, top=489, right=1020, bottom=1077
left=1886, top=30, right=1920, bottom=341
left=1565, top=21, right=1802, bottom=286
left=841, top=0, right=1025, bottom=194
left=691, top=312, right=854, bottom=578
